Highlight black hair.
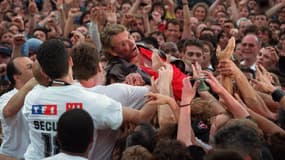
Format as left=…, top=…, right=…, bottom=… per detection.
left=57, top=109, right=94, bottom=153
left=126, top=123, right=157, bottom=152
left=141, top=37, right=159, bottom=49
left=5, top=59, right=20, bottom=92
left=36, top=39, right=69, bottom=80
left=183, top=39, right=204, bottom=51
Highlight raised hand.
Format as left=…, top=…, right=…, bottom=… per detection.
left=124, top=73, right=145, bottom=86
left=202, top=70, right=225, bottom=95
left=251, top=65, right=276, bottom=93
left=181, top=77, right=199, bottom=104
left=216, top=36, right=235, bottom=60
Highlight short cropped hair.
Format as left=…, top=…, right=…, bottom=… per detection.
left=122, top=145, right=154, bottom=160
left=183, top=39, right=204, bottom=52
left=71, top=42, right=100, bottom=80
left=57, top=109, right=94, bottom=153
left=37, top=39, right=69, bottom=79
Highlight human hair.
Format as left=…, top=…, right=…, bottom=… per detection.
left=122, top=145, right=154, bottom=160
left=151, top=2, right=166, bottom=19
left=36, top=39, right=69, bottom=79
left=57, top=109, right=94, bottom=153
left=100, top=24, right=126, bottom=51
left=166, top=19, right=183, bottom=32
left=126, top=123, right=157, bottom=152
left=183, top=39, right=204, bottom=52
left=244, top=25, right=258, bottom=35
left=191, top=2, right=209, bottom=21
left=204, top=149, right=244, bottom=160
left=32, top=27, right=49, bottom=37
left=6, top=58, right=20, bottom=88
left=267, top=132, right=285, bottom=160
left=70, top=42, right=99, bottom=80
left=153, top=139, right=192, bottom=160
left=80, top=11, right=90, bottom=25
left=214, top=119, right=264, bottom=160
left=190, top=98, right=213, bottom=121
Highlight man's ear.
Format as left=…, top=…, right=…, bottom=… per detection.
left=98, top=62, right=103, bottom=73
left=13, top=74, right=20, bottom=83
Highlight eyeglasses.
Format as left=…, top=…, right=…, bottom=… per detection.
left=241, top=43, right=255, bottom=47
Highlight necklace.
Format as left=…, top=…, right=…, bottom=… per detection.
left=49, top=79, right=71, bottom=86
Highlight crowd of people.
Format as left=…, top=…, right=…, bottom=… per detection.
left=0, top=0, right=285, bottom=159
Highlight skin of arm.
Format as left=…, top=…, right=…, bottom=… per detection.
left=177, top=77, right=199, bottom=146
left=154, top=63, right=178, bottom=128
left=181, top=0, right=192, bottom=39
left=251, top=70, right=285, bottom=111
left=208, top=0, right=221, bottom=17
left=203, top=71, right=250, bottom=118
left=142, top=4, right=151, bottom=36
left=248, top=108, right=285, bottom=136
left=218, top=59, right=275, bottom=119
left=122, top=92, right=179, bottom=124
left=266, top=1, right=285, bottom=17
left=127, top=0, right=141, bottom=15
left=257, top=91, right=280, bottom=113
left=229, top=0, right=240, bottom=22
left=3, top=78, right=38, bottom=118
left=63, top=8, right=81, bottom=38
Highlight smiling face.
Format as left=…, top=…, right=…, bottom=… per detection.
left=194, top=6, right=206, bottom=22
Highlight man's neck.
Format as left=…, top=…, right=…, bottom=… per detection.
left=241, top=58, right=256, bottom=68
left=79, top=79, right=96, bottom=88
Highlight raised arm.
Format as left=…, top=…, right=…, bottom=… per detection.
left=218, top=59, right=275, bottom=119
left=122, top=92, right=179, bottom=124
left=266, top=0, right=285, bottom=18
left=177, top=77, right=199, bottom=146
left=203, top=71, right=250, bottom=118
left=229, top=0, right=240, bottom=22
left=181, top=0, right=192, bottom=39
left=3, top=78, right=37, bottom=118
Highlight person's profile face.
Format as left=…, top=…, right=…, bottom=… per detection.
left=111, top=31, right=139, bottom=62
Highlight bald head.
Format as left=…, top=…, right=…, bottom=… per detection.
left=241, top=34, right=261, bottom=67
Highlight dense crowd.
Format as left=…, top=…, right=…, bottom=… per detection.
left=0, top=0, right=285, bottom=160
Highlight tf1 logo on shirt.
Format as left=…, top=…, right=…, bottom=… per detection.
left=32, top=105, right=57, bottom=115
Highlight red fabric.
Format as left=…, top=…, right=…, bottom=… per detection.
left=139, top=47, right=186, bottom=100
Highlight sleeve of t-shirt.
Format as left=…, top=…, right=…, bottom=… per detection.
left=88, top=93, right=123, bottom=130
left=111, top=84, right=149, bottom=109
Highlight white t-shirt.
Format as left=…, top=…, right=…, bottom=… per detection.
left=43, top=153, right=87, bottom=160
left=78, top=83, right=148, bottom=160
left=0, top=88, right=30, bottom=158
left=23, top=84, right=123, bottom=160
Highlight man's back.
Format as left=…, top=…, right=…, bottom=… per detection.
left=23, top=84, right=123, bottom=160
left=82, top=83, right=148, bottom=160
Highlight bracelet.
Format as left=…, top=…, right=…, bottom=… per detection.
left=182, top=3, right=188, bottom=6
left=271, top=89, right=285, bottom=102
left=179, top=103, right=191, bottom=107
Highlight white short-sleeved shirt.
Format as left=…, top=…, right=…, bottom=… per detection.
left=0, top=88, right=30, bottom=158
left=23, top=84, right=123, bottom=160
left=75, top=82, right=148, bottom=160
left=43, top=153, right=87, bottom=160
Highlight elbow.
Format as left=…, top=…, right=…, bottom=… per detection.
left=3, top=107, right=15, bottom=118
